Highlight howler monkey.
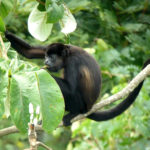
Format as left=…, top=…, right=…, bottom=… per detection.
left=5, top=31, right=150, bottom=126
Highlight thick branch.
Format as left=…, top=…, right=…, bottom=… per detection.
left=0, top=64, right=150, bottom=136
left=0, top=126, right=18, bottom=136
left=0, top=125, right=43, bottom=137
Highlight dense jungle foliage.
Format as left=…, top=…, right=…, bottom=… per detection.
left=0, top=0, right=150, bottom=150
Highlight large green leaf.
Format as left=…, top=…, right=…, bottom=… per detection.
left=0, top=51, right=64, bottom=132
left=36, top=70, right=64, bottom=133
left=28, top=5, right=53, bottom=41
left=10, top=72, right=41, bottom=132
left=9, top=69, right=64, bottom=133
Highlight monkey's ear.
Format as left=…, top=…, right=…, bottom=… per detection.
left=61, top=46, right=69, bottom=57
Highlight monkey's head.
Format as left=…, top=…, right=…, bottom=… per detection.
left=44, top=43, right=69, bottom=72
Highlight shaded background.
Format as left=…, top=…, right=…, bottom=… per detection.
left=1, top=0, right=150, bottom=149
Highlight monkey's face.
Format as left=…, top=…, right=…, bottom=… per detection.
left=44, top=54, right=64, bottom=72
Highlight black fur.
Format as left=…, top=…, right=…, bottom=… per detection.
left=5, top=31, right=150, bottom=126
left=88, top=59, right=150, bottom=121
left=5, top=31, right=46, bottom=59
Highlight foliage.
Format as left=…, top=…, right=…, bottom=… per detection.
left=0, top=0, right=150, bottom=150
left=0, top=48, right=64, bottom=134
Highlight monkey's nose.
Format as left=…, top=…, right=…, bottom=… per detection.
left=44, top=60, right=49, bottom=65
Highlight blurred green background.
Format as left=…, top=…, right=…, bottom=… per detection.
left=1, top=0, right=150, bottom=149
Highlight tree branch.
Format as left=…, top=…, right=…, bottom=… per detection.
left=36, top=0, right=45, bottom=6
left=0, top=64, right=150, bottom=136
left=0, top=125, right=43, bottom=137
left=36, top=142, right=52, bottom=150
left=0, top=126, right=18, bottom=136
left=24, top=123, right=52, bottom=150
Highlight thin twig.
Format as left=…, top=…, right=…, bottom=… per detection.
left=37, top=141, right=53, bottom=150
left=36, top=0, right=45, bottom=6
left=91, top=135, right=101, bottom=150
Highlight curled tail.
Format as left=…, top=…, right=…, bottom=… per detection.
left=88, top=59, right=150, bottom=121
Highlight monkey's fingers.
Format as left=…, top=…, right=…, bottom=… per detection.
left=41, top=65, right=49, bottom=69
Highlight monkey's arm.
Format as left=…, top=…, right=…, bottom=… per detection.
left=53, top=76, right=80, bottom=126
left=52, top=76, right=71, bottom=95
left=5, top=31, right=46, bottom=59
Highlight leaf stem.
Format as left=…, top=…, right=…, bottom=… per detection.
left=65, top=34, right=70, bottom=44
left=36, top=0, right=45, bottom=6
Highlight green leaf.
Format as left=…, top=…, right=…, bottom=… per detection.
left=7, top=50, right=18, bottom=59
left=0, top=0, right=14, bottom=18
left=9, top=69, right=64, bottom=133
left=0, top=59, right=10, bottom=119
left=100, top=10, right=118, bottom=29
left=121, top=23, right=146, bottom=33
left=28, top=5, right=53, bottom=41
left=46, top=0, right=63, bottom=9
left=67, top=0, right=90, bottom=12
left=45, top=0, right=52, bottom=9
left=36, top=70, right=64, bottom=133
left=46, top=3, right=64, bottom=23
left=10, top=72, right=41, bottom=132
left=0, top=16, right=5, bottom=32
left=60, top=5, right=77, bottom=34
left=97, top=39, right=109, bottom=51
left=123, top=4, right=145, bottom=14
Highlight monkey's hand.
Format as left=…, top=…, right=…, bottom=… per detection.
left=63, top=112, right=80, bottom=126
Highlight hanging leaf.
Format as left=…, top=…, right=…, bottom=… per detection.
left=60, top=5, right=77, bottom=34
left=36, top=70, right=64, bottom=133
left=28, top=5, right=53, bottom=41
left=46, top=3, right=64, bottom=23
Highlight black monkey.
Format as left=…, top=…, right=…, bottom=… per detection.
left=5, top=31, right=150, bottom=126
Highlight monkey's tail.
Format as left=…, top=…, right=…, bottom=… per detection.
left=88, top=59, right=150, bottom=121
